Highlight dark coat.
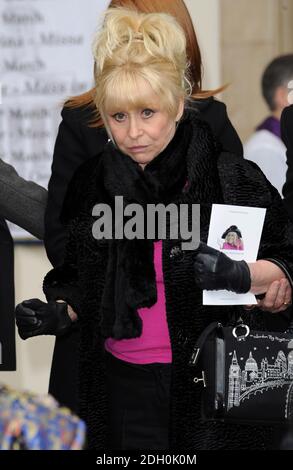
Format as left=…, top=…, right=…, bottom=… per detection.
left=44, top=98, right=243, bottom=411
left=44, top=116, right=293, bottom=450
left=0, top=220, right=15, bottom=371
left=281, top=104, right=293, bottom=221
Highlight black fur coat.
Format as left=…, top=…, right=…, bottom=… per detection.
left=44, top=116, right=293, bottom=450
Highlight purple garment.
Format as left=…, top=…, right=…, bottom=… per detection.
left=256, top=116, right=281, bottom=139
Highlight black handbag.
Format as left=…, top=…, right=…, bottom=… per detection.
left=189, top=319, right=293, bottom=424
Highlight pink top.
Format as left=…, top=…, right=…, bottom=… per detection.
left=104, top=240, right=172, bottom=364
left=222, top=241, right=244, bottom=250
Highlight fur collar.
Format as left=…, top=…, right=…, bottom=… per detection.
left=61, top=109, right=221, bottom=224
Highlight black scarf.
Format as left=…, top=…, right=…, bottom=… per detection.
left=99, top=111, right=204, bottom=339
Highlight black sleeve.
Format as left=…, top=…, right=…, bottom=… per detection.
left=257, top=178, right=293, bottom=330
left=43, top=155, right=101, bottom=318
left=43, top=217, right=82, bottom=316
left=44, top=107, right=107, bottom=267
left=44, top=109, right=87, bottom=266
left=281, top=105, right=293, bottom=221
left=258, top=184, right=293, bottom=281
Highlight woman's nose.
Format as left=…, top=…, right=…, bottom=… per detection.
left=128, top=117, right=142, bottom=139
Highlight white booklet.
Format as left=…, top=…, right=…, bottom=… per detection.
left=203, top=204, right=266, bottom=305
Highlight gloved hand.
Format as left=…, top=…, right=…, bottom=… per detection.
left=193, top=243, right=251, bottom=293
left=15, top=299, right=73, bottom=340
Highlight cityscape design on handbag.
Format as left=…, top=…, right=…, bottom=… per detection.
left=189, top=320, right=293, bottom=424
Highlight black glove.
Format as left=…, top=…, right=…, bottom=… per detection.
left=15, top=299, right=73, bottom=340
left=193, top=243, right=251, bottom=293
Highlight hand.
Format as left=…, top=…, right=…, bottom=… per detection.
left=193, top=243, right=251, bottom=293
left=15, top=299, right=73, bottom=340
left=245, top=278, right=292, bottom=313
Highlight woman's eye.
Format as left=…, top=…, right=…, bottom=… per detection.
left=142, top=109, right=154, bottom=118
left=113, top=113, right=126, bottom=122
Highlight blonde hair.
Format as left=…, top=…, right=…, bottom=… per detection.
left=92, top=8, right=190, bottom=121
left=65, top=1, right=226, bottom=126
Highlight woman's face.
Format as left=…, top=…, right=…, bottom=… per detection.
left=104, top=82, right=184, bottom=169
left=226, top=232, right=238, bottom=245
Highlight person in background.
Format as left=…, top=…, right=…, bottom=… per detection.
left=15, top=8, right=293, bottom=450
left=0, top=157, right=47, bottom=371
left=281, top=104, right=293, bottom=221
left=244, top=55, right=293, bottom=196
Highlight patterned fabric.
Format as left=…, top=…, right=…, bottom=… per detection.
left=0, top=384, right=85, bottom=450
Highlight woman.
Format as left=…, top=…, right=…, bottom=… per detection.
left=45, top=0, right=243, bottom=268
left=222, top=225, right=244, bottom=251
left=44, top=0, right=289, bottom=415
left=16, top=9, right=293, bottom=450
left=44, top=0, right=245, bottom=414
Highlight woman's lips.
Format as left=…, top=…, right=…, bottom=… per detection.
left=128, top=146, right=148, bottom=153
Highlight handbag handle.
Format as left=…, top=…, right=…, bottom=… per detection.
left=188, top=319, right=251, bottom=368
left=189, top=321, right=222, bottom=367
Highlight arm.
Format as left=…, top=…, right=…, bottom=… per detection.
left=195, top=156, right=293, bottom=310
left=45, top=106, right=107, bottom=266
left=16, top=217, right=81, bottom=339
left=249, top=260, right=290, bottom=295
left=0, top=158, right=47, bottom=239
left=194, top=245, right=289, bottom=290
left=43, top=214, right=81, bottom=315
left=15, top=155, right=101, bottom=339
left=194, top=247, right=292, bottom=306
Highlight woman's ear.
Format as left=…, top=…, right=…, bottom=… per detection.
left=175, top=98, right=184, bottom=122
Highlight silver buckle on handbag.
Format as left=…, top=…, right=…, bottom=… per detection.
left=193, top=371, right=206, bottom=387
left=232, top=324, right=250, bottom=342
